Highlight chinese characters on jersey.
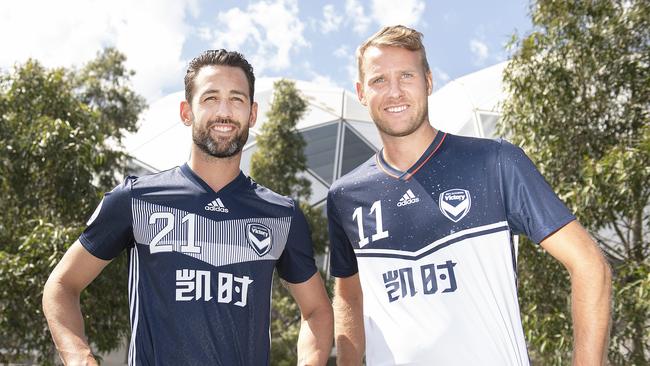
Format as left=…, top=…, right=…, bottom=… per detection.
left=175, top=269, right=253, bottom=307
left=382, top=260, right=458, bottom=303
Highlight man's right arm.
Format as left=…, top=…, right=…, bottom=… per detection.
left=42, top=240, right=111, bottom=365
left=333, top=274, right=365, bottom=366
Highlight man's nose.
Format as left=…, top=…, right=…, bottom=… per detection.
left=387, top=77, right=404, bottom=99
left=215, top=100, right=233, bottom=119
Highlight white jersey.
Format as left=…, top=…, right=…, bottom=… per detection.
left=328, top=133, right=575, bottom=365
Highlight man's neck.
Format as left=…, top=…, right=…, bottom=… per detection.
left=187, top=146, right=243, bottom=192
left=381, top=124, right=438, bottom=172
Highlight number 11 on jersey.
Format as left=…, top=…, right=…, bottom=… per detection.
left=352, top=200, right=389, bottom=248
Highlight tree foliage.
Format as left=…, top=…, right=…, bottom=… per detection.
left=250, top=79, right=328, bottom=255
left=0, top=48, right=146, bottom=364
left=500, top=0, right=649, bottom=364
left=250, top=79, right=329, bottom=364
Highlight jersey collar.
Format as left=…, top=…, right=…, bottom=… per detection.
left=376, top=131, right=447, bottom=181
left=180, top=163, right=248, bottom=195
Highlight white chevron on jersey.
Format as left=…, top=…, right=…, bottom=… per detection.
left=132, top=199, right=291, bottom=267
left=440, top=200, right=468, bottom=216
left=354, top=221, right=509, bottom=258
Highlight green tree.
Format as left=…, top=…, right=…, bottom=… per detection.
left=500, top=0, right=649, bottom=364
left=0, top=48, right=146, bottom=364
left=250, top=79, right=329, bottom=365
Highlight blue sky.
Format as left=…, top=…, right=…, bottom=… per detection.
left=1, top=0, right=532, bottom=102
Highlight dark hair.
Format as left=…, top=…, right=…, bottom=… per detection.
left=184, top=49, right=255, bottom=104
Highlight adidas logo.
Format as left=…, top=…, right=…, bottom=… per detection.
left=204, top=198, right=229, bottom=213
left=397, top=189, right=420, bottom=207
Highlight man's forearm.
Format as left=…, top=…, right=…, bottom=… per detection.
left=297, top=304, right=334, bottom=366
left=570, top=257, right=612, bottom=365
left=43, top=278, right=97, bottom=366
left=333, top=296, right=365, bottom=366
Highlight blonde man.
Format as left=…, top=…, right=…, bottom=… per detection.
left=327, top=25, right=611, bottom=366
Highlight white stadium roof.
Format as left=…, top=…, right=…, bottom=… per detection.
left=123, top=63, right=507, bottom=206
left=429, top=61, right=506, bottom=138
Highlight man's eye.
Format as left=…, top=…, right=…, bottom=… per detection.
left=372, top=77, right=384, bottom=84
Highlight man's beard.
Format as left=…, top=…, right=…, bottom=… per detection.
left=192, top=118, right=249, bottom=158
left=373, top=104, right=429, bottom=138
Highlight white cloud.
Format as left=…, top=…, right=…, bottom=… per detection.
left=347, top=63, right=359, bottom=86
left=334, top=45, right=350, bottom=59
left=342, top=53, right=358, bottom=87
left=186, top=0, right=201, bottom=18
left=345, top=0, right=372, bottom=35
left=197, top=27, right=213, bottom=41
left=469, top=39, right=489, bottom=65
left=431, top=67, right=450, bottom=90
left=310, top=73, right=340, bottom=89
left=343, top=0, right=424, bottom=36
left=321, top=4, right=343, bottom=33
left=300, top=60, right=341, bottom=89
left=206, top=7, right=259, bottom=51
left=0, top=0, right=193, bottom=101
left=442, top=12, right=456, bottom=23
left=205, top=0, right=308, bottom=75
left=111, top=0, right=192, bottom=101
left=371, top=0, right=425, bottom=27
left=0, top=1, right=110, bottom=69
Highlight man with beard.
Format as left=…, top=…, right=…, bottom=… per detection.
left=327, top=26, right=611, bottom=365
left=43, top=49, right=333, bottom=366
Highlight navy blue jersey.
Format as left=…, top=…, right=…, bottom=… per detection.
left=80, top=163, right=317, bottom=365
left=328, top=132, right=575, bottom=366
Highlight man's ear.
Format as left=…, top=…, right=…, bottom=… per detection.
left=426, top=71, right=434, bottom=96
left=356, top=81, right=367, bottom=106
left=248, top=101, right=258, bottom=128
left=180, top=100, right=193, bottom=126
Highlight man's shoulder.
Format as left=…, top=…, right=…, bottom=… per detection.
left=446, top=134, right=532, bottom=169
left=443, top=133, right=505, bottom=155
left=246, top=178, right=297, bottom=211
left=100, top=168, right=179, bottom=201
left=329, top=154, right=378, bottom=194
left=109, top=166, right=197, bottom=204
left=128, top=165, right=184, bottom=188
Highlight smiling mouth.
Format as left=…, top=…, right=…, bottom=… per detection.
left=385, top=105, right=408, bottom=113
left=211, top=125, right=235, bottom=132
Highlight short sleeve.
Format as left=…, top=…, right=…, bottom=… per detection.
left=276, top=204, right=317, bottom=284
left=498, top=140, right=576, bottom=243
left=327, top=190, right=358, bottom=278
left=79, top=177, right=135, bottom=260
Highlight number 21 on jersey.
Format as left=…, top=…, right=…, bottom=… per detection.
left=352, top=200, right=389, bottom=248
left=149, top=212, right=201, bottom=254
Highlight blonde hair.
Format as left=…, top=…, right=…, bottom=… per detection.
left=356, top=25, right=430, bottom=82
